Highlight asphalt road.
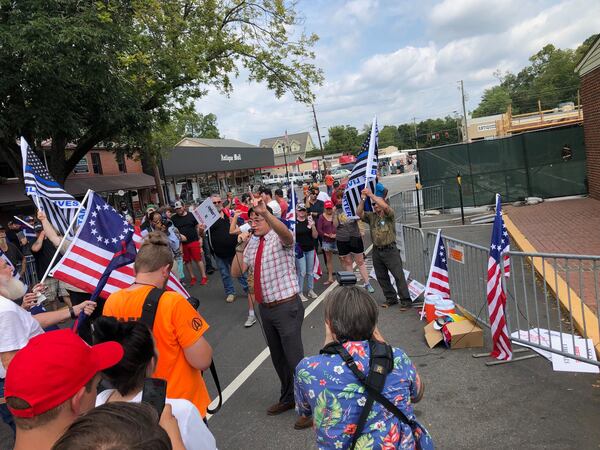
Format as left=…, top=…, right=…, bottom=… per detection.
left=2, top=172, right=599, bottom=450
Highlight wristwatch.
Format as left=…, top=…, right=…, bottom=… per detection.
left=69, top=306, right=77, bottom=319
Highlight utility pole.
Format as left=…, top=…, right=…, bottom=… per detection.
left=311, top=103, right=326, bottom=177
left=459, top=80, right=469, bottom=142
left=412, top=117, right=419, bottom=150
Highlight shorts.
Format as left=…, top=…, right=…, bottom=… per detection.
left=321, top=240, right=337, bottom=252
left=182, top=240, right=202, bottom=263
left=337, top=237, right=365, bottom=257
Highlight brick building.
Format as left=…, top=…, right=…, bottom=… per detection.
left=577, top=35, right=600, bottom=200
left=0, top=147, right=157, bottom=223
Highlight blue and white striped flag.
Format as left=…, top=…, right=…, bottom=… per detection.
left=342, top=117, right=379, bottom=218
left=21, top=137, right=81, bottom=235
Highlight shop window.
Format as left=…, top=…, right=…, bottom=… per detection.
left=91, top=153, right=103, bottom=174
left=117, top=153, right=127, bottom=173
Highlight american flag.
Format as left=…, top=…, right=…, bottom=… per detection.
left=342, top=118, right=378, bottom=218
left=49, top=191, right=189, bottom=299
left=486, top=194, right=513, bottom=360
left=20, top=137, right=81, bottom=236
left=424, top=230, right=450, bottom=300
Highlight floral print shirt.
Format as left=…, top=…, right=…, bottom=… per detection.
left=294, top=341, right=433, bottom=450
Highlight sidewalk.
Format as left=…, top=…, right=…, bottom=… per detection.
left=504, top=197, right=600, bottom=355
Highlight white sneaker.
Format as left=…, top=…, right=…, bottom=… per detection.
left=226, top=294, right=236, bottom=303
left=307, top=289, right=318, bottom=299
left=244, top=315, right=257, bottom=327
left=299, top=293, right=309, bottom=302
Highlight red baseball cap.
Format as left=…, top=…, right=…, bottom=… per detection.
left=5, top=329, right=123, bottom=418
left=324, top=200, right=334, bottom=209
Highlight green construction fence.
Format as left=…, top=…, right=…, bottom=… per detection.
left=417, top=124, right=587, bottom=209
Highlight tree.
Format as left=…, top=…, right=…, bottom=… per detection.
left=177, top=110, right=221, bottom=139
left=472, top=34, right=598, bottom=116
left=322, top=125, right=361, bottom=154
left=0, top=0, right=323, bottom=182
left=472, top=86, right=511, bottom=118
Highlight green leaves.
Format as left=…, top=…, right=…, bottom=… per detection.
left=0, top=0, right=322, bottom=181
left=338, top=382, right=365, bottom=399
left=314, top=389, right=342, bottom=430
left=354, top=433, right=374, bottom=450
left=296, top=368, right=316, bottom=385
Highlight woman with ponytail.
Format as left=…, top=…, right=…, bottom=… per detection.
left=93, top=317, right=217, bottom=450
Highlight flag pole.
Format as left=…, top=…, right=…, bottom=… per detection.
left=13, top=216, right=34, bottom=230
left=38, top=189, right=91, bottom=285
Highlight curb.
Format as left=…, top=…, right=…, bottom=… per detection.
left=503, top=213, right=600, bottom=358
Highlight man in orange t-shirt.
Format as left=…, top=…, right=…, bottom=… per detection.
left=103, top=232, right=213, bottom=417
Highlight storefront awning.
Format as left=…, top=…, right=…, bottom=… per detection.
left=0, top=173, right=157, bottom=205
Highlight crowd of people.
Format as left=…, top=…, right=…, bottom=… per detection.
left=0, top=178, right=431, bottom=449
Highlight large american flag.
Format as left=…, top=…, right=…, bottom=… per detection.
left=486, top=194, right=513, bottom=360
left=49, top=191, right=189, bottom=299
left=20, top=137, right=81, bottom=236
left=424, top=229, right=450, bottom=300
left=342, top=118, right=379, bottom=218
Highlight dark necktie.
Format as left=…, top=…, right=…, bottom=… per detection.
left=253, top=236, right=266, bottom=303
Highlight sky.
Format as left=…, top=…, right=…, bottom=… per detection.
left=195, top=0, right=600, bottom=146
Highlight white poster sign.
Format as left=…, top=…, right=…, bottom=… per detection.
left=192, top=197, right=220, bottom=229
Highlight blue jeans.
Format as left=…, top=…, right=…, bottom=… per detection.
left=0, top=378, right=15, bottom=435
left=296, top=250, right=315, bottom=293
left=215, top=255, right=248, bottom=296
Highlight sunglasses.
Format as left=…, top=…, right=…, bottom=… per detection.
left=213, top=201, right=222, bottom=205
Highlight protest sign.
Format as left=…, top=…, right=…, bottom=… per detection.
left=192, top=197, right=220, bottom=229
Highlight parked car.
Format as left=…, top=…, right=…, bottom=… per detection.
left=331, top=168, right=351, bottom=180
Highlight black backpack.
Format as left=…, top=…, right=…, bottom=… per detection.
left=139, top=288, right=222, bottom=415
left=320, top=340, right=419, bottom=450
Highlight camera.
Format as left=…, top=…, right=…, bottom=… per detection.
left=335, top=271, right=357, bottom=286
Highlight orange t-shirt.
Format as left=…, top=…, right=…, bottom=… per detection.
left=325, top=174, right=334, bottom=186
left=103, top=286, right=211, bottom=416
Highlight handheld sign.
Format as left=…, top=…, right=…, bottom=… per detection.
left=192, top=197, right=220, bottom=230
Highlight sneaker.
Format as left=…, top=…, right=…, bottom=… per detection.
left=380, top=299, right=399, bottom=308
left=226, top=294, right=236, bottom=303
left=200, top=276, right=208, bottom=286
left=307, top=289, right=318, bottom=299
left=190, top=277, right=197, bottom=286
left=299, top=293, right=309, bottom=302
left=399, top=300, right=412, bottom=311
left=244, top=315, right=257, bottom=328
left=364, top=283, right=375, bottom=294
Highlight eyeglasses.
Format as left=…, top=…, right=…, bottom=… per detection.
left=213, top=201, right=222, bottom=205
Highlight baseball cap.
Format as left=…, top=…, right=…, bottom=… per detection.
left=25, top=216, right=34, bottom=222
left=324, top=200, right=334, bottom=209
left=5, top=329, right=123, bottom=418
left=296, top=202, right=307, bottom=211
left=0, top=224, right=4, bottom=231
left=145, top=204, right=157, bottom=213
left=174, top=201, right=184, bottom=209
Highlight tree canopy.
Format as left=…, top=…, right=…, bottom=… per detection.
left=472, top=35, right=597, bottom=118
left=0, top=0, right=323, bottom=182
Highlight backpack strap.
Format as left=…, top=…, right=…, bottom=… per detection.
left=206, top=361, right=223, bottom=415
left=322, top=341, right=413, bottom=449
left=139, top=287, right=165, bottom=331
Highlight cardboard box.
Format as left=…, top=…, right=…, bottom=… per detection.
left=424, top=319, right=483, bottom=349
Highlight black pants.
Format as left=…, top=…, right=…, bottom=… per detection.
left=372, top=246, right=410, bottom=303
left=258, top=297, right=305, bottom=404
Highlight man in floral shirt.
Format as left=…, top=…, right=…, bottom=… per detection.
left=294, top=286, right=433, bottom=449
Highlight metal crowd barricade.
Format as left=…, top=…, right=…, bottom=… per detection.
left=388, top=185, right=444, bottom=222
left=16, top=254, right=39, bottom=287
left=401, top=225, right=600, bottom=367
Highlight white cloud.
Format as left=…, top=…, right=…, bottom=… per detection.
left=196, top=0, right=600, bottom=145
